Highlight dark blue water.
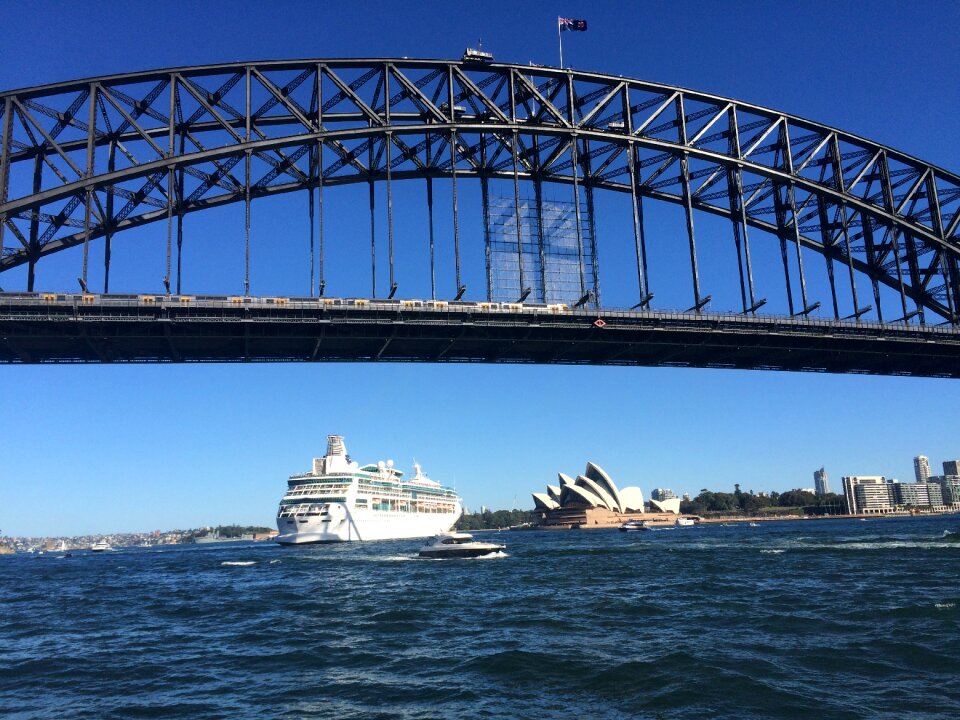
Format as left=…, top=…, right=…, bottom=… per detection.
left=2, top=516, right=959, bottom=719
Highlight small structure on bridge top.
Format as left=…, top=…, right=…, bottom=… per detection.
left=531, top=461, right=682, bottom=528
left=462, top=44, right=494, bottom=63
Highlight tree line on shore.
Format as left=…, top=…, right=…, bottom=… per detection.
left=456, top=509, right=534, bottom=531
left=184, top=525, right=274, bottom=541
left=680, top=485, right=845, bottom=516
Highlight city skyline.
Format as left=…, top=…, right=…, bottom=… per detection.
left=2, top=1, right=960, bottom=536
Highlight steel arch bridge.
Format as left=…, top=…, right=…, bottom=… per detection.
left=1, top=57, right=959, bottom=375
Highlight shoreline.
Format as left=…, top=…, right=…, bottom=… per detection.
left=698, top=509, right=960, bottom=524
left=517, top=508, right=960, bottom=531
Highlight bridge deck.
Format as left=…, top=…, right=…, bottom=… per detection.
left=1, top=295, right=958, bottom=377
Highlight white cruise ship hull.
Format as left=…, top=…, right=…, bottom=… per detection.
left=276, top=503, right=462, bottom=544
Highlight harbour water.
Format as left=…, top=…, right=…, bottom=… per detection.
left=1, top=516, right=959, bottom=719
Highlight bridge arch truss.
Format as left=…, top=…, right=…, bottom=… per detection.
left=1, top=58, right=959, bottom=328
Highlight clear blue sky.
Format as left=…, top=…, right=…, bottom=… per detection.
left=2, top=1, right=959, bottom=536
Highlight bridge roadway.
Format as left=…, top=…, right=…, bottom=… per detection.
left=1, top=294, right=958, bottom=377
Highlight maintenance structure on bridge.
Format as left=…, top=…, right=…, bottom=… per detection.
left=0, top=56, right=958, bottom=375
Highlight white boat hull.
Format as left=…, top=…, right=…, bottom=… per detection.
left=276, top=503, right=462, bottom=544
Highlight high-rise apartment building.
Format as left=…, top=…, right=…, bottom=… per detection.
left=651, top=488, right=677, bottom=501
left=813, top=467, right=830, bottom=496
left=841, top=476, right=892, bottom=515
left=943, top=459, right=960, bottom=478
left=914, top=456, right=932, bottom=483
left=938, top=476, right=960, bottom=505
left=894, top=482, right=944, bottom=508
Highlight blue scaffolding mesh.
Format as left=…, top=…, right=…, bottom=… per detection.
left=488, top=196, right=597, bottom=305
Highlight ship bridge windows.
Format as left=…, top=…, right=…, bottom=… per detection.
left=278, top=498, right=346, bottom=516
left=285, top=482, right=351, bottom=498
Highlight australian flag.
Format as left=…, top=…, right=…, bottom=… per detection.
left=559, top=17, right=588, bottom=32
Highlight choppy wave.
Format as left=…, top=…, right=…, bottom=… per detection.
left=2, top=515, right=959, bottom=719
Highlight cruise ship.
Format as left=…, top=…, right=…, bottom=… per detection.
left=275, top=436, right=463, bottom=544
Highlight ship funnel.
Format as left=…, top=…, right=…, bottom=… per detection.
left=326, top=435, right=347, bottom=457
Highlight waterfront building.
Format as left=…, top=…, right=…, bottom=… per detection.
left=651, top=488, right=677, bottom=501
left=814, top=467, right=830, bottom=496
left=894, top=482, right=943, bottom=509
left=914, top=456, right=932, bottom=483
left=841, top=476, right=893, bottom=515
left=936, top=475, right=960, bottom=505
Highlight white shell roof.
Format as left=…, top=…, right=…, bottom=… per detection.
left=585, top=462, right=624, bottom=512
left=619, top=486, right=646, bottom=512
left=532, top=493, right=560, bottom=510
left=563, top=484, right=605, bottom=508
left=576, top=475, right=615, bottom=510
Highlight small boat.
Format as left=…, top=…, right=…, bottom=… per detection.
left=91, top=540, right=112, bottom=552
left=749, top=522, right=760, bottom=527
left=619, top=520, right=648, bottom=532
left=675, top=517, right=695, bottom=527
left=417, top=532, right=505, bottom=559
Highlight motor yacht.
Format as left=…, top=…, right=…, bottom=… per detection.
left=618, top=520, right=648, bottom=531
left=417, top=532, right=505, bottom=559
left=90, top=540, right=112, bottom=552
left=675, top=517, right=695, bottom=527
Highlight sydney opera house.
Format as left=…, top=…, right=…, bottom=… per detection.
left=532, top=462, right=682, bottom=528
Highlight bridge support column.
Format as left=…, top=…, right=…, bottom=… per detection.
left=0, top=98, right=10, bottom=268
left=581, top=136, right=600, bottom=307
left=772, top=184, right=796, bottom=315
left=244, top=152, right=251, bottom=296
left=368, top=140, right=376, bottom=298
left=677, top=97, right=703, bottom=311
left=533, top=173, right=547, bottom=304
left=729, top=170, right=757, bottom=313
left=627, top=143, right=651, bottom=305
left=860, top=211, right=884, bottom=323
left=571, top=136, right=586, bottom=299
left=949, top=255, right=960, bottom=322
left=81, top=83, right=97, bottom=292
left=450, top=128, right=462, bottom=297
left=104, top=141, right=116, bottom=293
left=386, top=132, right=396, bottom=296
left=815, top=195, right=841, bottom=320
left=426, top=162, right=436, bottom=300
left=26, top=154, right=42, bottom=292
left=480, top=138, right=491, bottom=301
left=781, top=124, right=813, bottom=314
left=308, top=179, right=315, bottom=297
left=879, top=155, right=911, bottom=323
left=727, top=108, right=756, bottom=314
left=317, top=140, right=325, bottom=297
left=511, top=131, right=526, bottom=297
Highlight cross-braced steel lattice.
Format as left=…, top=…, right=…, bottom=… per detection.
left=0, top=58, right=959, bottom=372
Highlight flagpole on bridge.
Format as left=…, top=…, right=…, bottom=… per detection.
left=557, top=17, right=563, bottom=69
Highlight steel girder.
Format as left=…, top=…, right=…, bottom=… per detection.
left=1, top=58, right=959, bottom=325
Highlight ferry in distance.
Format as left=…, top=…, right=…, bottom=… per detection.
left=275, top=436, right=463, bottom=544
